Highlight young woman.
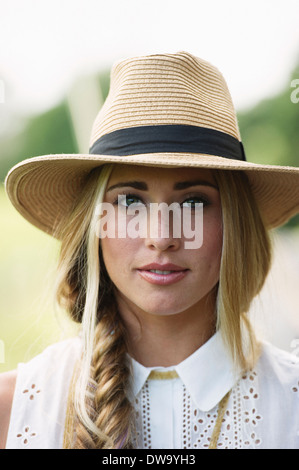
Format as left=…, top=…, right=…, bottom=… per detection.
left=1, top=52, right=299, bottom=449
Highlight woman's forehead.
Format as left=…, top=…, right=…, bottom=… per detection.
left=106, top=164, right=216, bottom=186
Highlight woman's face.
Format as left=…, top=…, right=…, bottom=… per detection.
left=100, top=165, right=223, bottom=319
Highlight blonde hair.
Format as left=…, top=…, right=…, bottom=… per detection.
left=214, top=170, right=272, bottom=370
left=55, top=164, right=134, bottom=448
left=55, top=164, right=272, bottom=449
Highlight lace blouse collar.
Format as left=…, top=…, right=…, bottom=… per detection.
left=130, top=331, right=240, bottom=411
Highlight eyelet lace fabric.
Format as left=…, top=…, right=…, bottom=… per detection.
left=5, top=336, right=299, bottom=449
left=132, top=365, right=299, bottom=449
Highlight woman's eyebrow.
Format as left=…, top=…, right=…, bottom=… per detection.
left=173, top=180, right=218, bottom=190
left=106, top=181, right=148, bottom=192
left=106, top=179, right=218, bottom=192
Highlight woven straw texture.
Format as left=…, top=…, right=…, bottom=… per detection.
left=5, top=52, right=299, bottom=236
left=89, top=52, right=240, bottom=146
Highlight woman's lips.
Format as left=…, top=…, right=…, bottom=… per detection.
left=137, top=263, right=189, bottom=286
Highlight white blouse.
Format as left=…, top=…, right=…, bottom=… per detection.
left=5, top=332, right=299, bottom=449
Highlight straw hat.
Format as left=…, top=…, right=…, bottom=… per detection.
left=5, top=51, right=299, bottom=236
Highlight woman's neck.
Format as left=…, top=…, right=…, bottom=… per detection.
left=117, top=295, right=216, bottom=367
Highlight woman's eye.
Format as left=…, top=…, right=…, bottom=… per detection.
left=181, top=197, right=208, bottom=209
left=117, top=194, right=145, bottom=207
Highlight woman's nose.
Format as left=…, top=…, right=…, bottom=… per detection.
left=144, top=205, right=182, bottom=251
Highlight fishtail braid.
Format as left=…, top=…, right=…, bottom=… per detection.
left=70, top=305, right=134, bottom=449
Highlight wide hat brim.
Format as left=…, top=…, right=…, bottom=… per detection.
left=5, top=151, right=299, bottom=237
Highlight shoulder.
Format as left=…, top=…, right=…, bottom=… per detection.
left=259, top=341, right=299, bottom=373
left=13, top=336, right=82, bottom=384
left=0, top=370, right=17, bottom=449
left=256, top=341, right=299, bottom=396
left=236, top=342, right=299, bottom=448
left=3, top=336, right=82, bottom=449
left=24, top=336, right=82, bottom=366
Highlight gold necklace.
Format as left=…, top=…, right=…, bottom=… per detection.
left=148, top=370, right=231, bottom=449
left=208, top=390, right=231, bottom=449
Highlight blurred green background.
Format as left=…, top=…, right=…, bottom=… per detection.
left=0, top=63, right=299, bottom=372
